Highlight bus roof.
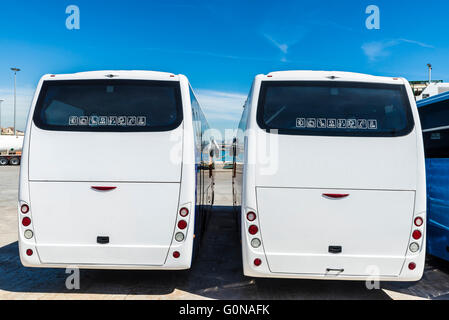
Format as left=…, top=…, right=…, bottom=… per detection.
left=40, top=70, right=181, bottom=81
left=262, top=71, right=406, bottom=85
left=417, top=90, right=449, bottom=108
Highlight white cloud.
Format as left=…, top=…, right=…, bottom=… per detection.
left=362, top=38, right=434, bottom=61
left=263, top=34, right=289, bottom=54
left=261, top=24, right=307, bottom=63
left=196, top=89, right=247, bottom=140
left=0, top=87, right=35, bottom=130
left=398, top=38, right=434, bottom=49
left=196, top=89, right=247, bottom=122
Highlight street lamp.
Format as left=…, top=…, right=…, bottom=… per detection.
left=0, top=99, right=4, bottom=135
left=11, top=67, right=21, bottom=136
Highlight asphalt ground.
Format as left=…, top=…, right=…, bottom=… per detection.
left=0, top=166, right=449, bottom=300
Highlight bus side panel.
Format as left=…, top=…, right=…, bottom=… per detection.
left=188, top=83, right=214, bottom=257
left=426, top=159, right=449, bottom=261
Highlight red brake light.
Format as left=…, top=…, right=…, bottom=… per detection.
left=22, top=217, right=31, bottom=227
left=408, top=262, right=416, bottom=270
left=414, top=217, right=424, bottom=227
left=323, top=194, right=349, bottom=199
left=180, top=208, right=189, bottom=217
left=21, top=204, right=30, bottom=214
left=26, top=249, right=33, bottom=256
left=249, top=225, right=259, bottom=235
left=178, top=220, right=187, bottom=230
left=91, top=186, right=117, bottom=191
left=173, top=251, right=180, bottom=259
left=254, top=258, right=262, bottom=266
left=412, top=230, right=422, bottom=240
left=247, top=212, right=257, bottom=222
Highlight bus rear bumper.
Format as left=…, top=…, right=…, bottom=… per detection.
left=18, top=243, right=193, bottom=271
left=19, top=257, right=192, bottom=271
left=243, top=250, right=426, bottom=282
left=243, top=268, right=424, bottom=282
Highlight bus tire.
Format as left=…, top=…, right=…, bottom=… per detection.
left=0, top=158, right=8, bottom=166
left=9, top=158, right=20, bottom=166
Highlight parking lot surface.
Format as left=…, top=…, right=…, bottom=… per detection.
left=1, top=167, right=449, bottom=300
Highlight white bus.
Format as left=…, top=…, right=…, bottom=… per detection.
left=233, top=71, right=426, bottom=281
left=19, top=70, right=215, bottom=270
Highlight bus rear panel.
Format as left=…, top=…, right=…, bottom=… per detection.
left=19, top=71, right=211, bottom=270
left=236, top=71, right=426, bottom=281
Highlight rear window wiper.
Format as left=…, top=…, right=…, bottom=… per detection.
left=265, top=106, right=287, bottom=125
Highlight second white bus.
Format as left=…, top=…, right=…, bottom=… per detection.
left=19, top=70, right=215, bottom=270
left=233, top=71, right=426, bottom=281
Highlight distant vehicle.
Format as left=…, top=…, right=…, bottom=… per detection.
left=19, top=71, right=215, bottom=270
left=417, top=82, right=449, bottom=101
left=0, top=135, right=23, bottom=166
left=418, top=91, right=449, bottom=262
left=233, top=71, right=426, bottom=281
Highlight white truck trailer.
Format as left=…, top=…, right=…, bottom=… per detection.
left=0, top=135, right=24, bottom=166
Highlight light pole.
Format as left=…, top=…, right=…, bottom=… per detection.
left=11, top=68, right=21, bottom=136
left=0, top=99, right=4, bottom=135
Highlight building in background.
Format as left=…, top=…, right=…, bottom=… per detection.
left=1, top=127, right=24, bottom=136
left=417, top=82, right=449, bottom=100
left=410, top=80, right=441, bottom=98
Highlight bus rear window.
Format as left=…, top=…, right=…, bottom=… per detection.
left=257, top=81, right=415, bottom=137
left=33, top=80, right=183, bottom=132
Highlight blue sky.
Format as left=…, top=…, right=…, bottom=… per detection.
left=0, top=0, right=448, bottom=134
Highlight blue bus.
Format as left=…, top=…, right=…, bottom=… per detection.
left=418, top=91, right=449, bottom=262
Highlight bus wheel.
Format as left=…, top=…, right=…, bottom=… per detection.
left=9, top=158, right=20, bottom=166
left=0, top=158, right=8, bottom=166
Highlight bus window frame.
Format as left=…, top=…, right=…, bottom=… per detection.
left=256, top=81, right=415, bottom=138
left=32, top=79, right=184, bottom=133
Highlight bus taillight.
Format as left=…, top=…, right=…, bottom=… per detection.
left=21, top=204, right=30, bottom=214
left=22, top=217, right=31, bottom=227
left=180, top=208, right=189, bottom=217
left=178, top=220, right=187, bottom=230
left=247, top=212, right=257, bottom=222
left=251, top=238, right=261, bottom=248
left=414, top=217, right=424, bottom=227
left=24, top=230, right=34, bottom=240
left=249, top=225, right=259, bottom=235
left=412, top=230, right=422, bottom=240
left=409, top=242, right=420, bottom=253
